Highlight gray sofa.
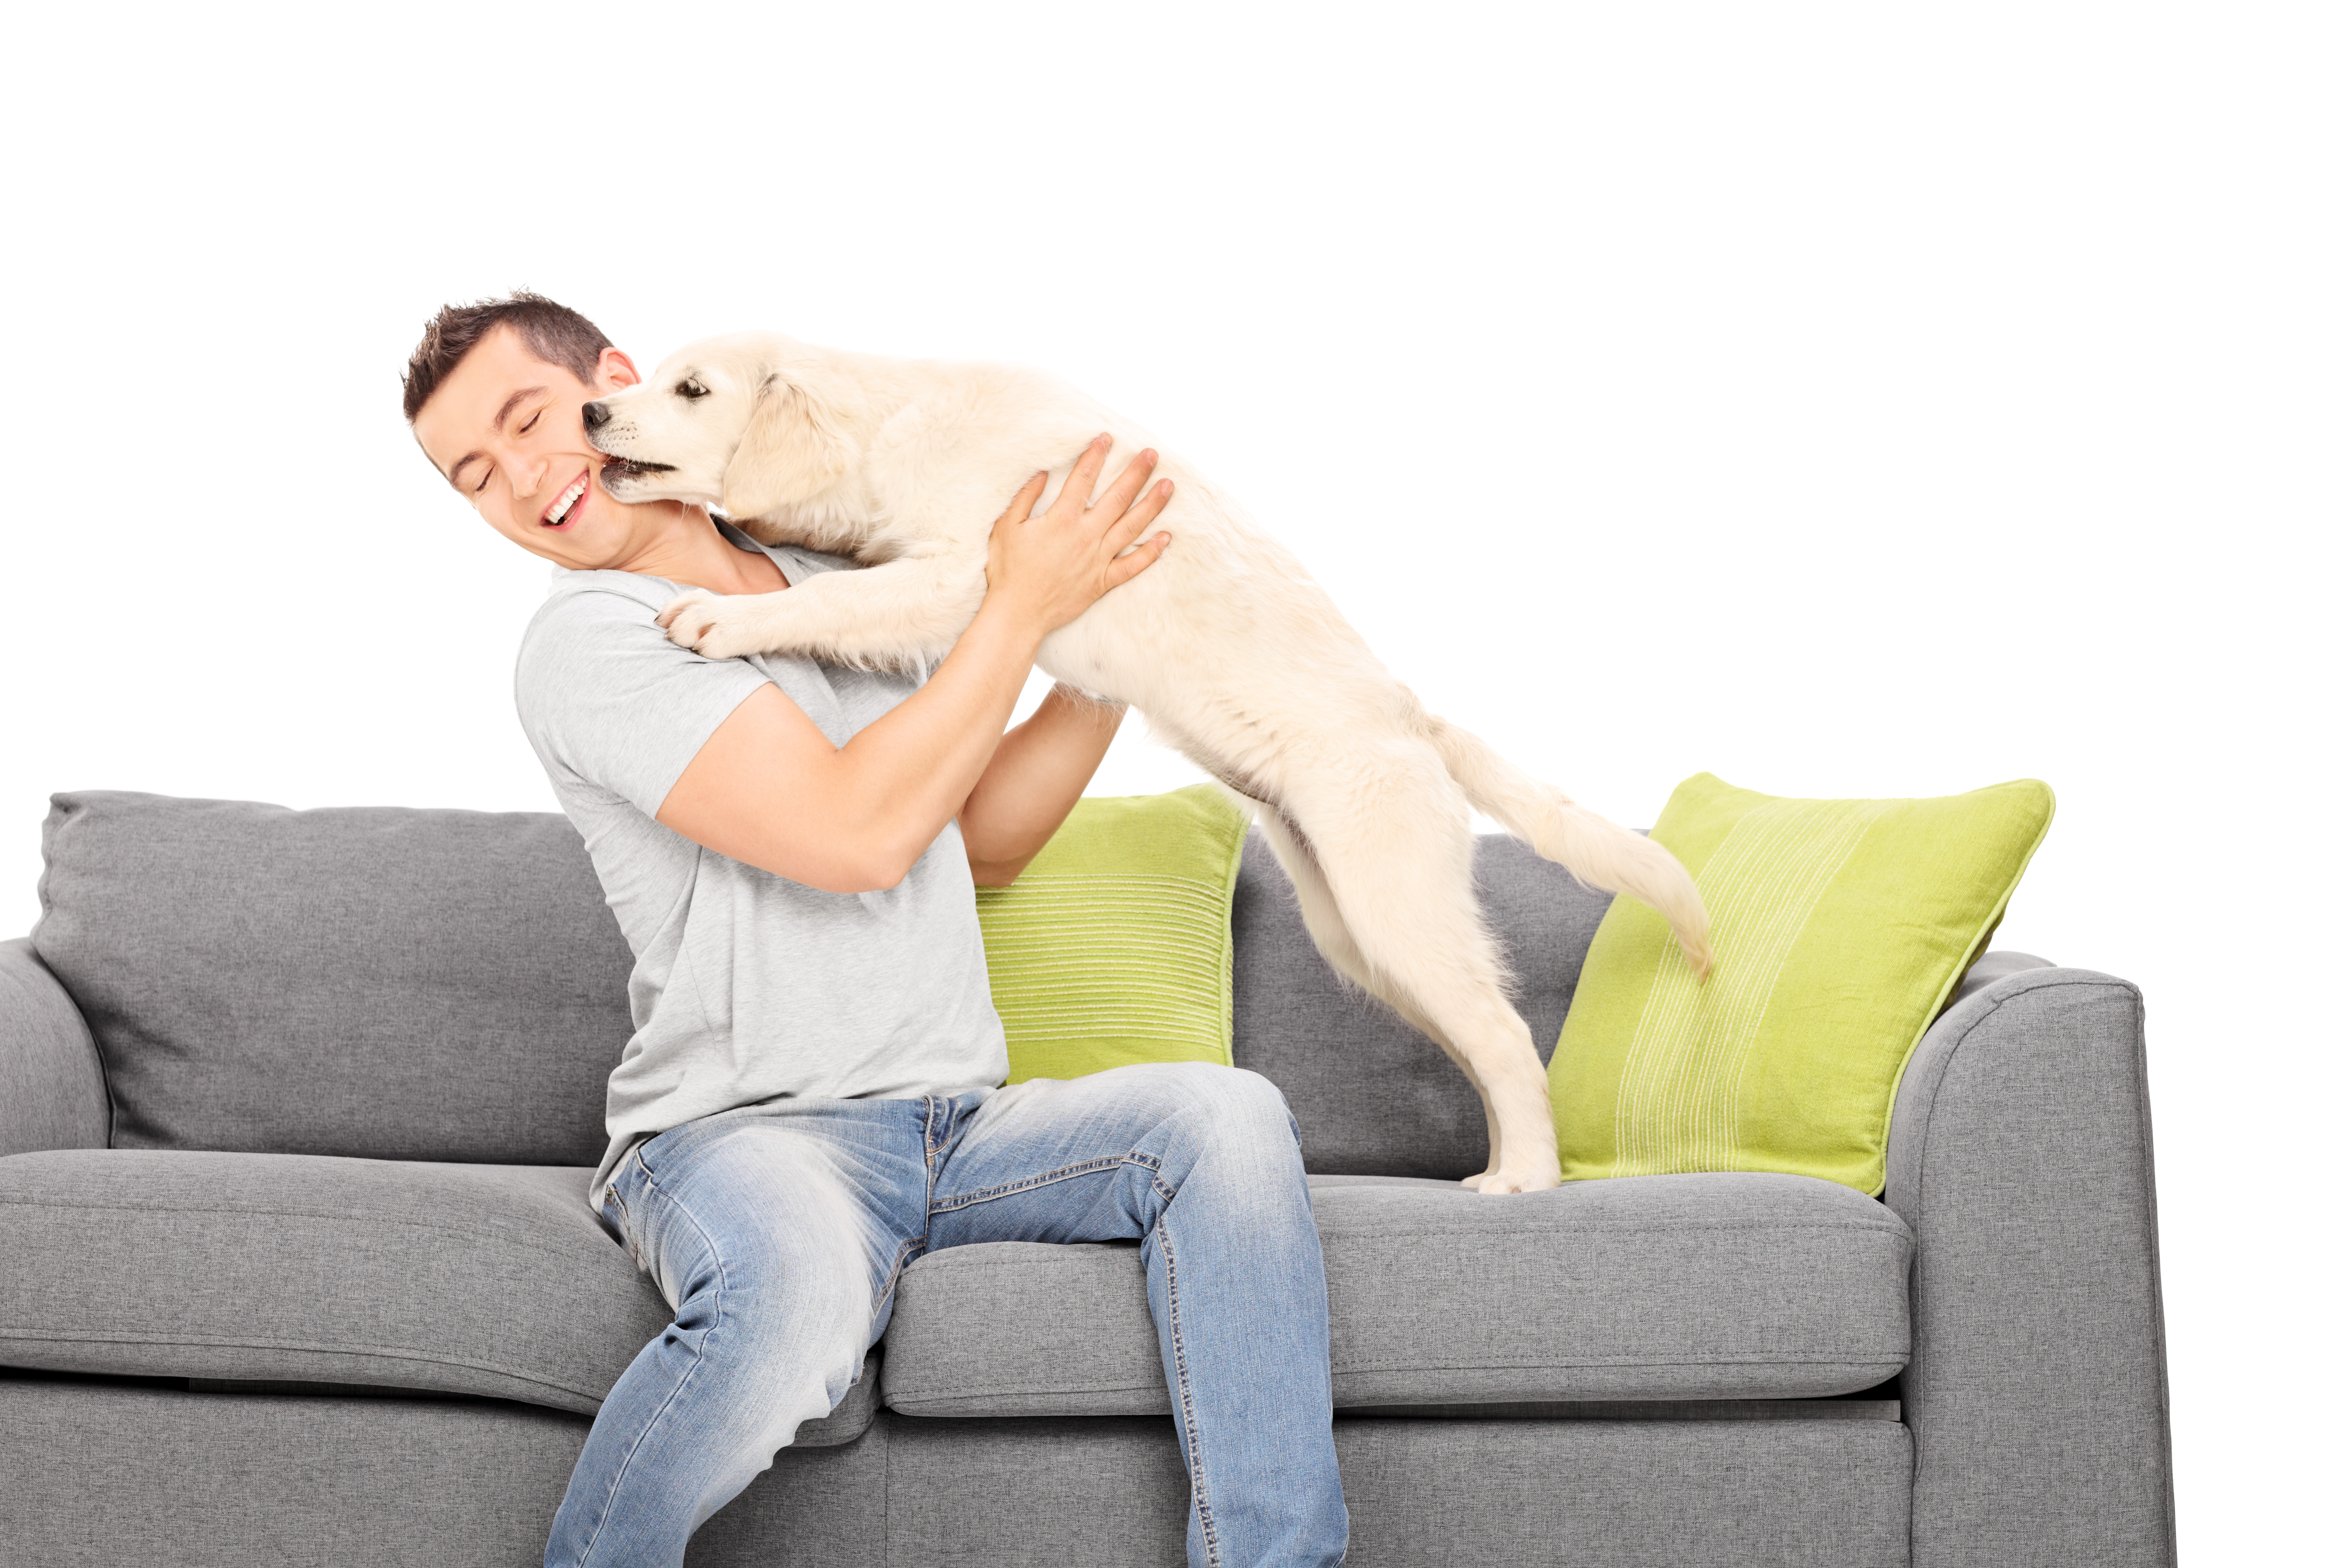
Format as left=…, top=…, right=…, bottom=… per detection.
left=0, top=791, right=2175, bottom=1567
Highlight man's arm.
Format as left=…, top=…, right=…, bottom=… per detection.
left=960, top=684, right=1127, bottom=886
left=654, top=438, right=1171, bottom=895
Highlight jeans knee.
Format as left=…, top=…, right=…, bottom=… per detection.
left=1151, top=1064, right=1302, bottom=1166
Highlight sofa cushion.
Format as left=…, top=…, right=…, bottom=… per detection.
left=1233, top=833, right=1614, bottom=1178
left=978, top=784, right=1249, bottom=1084
left=33, top=792, right=634, bottom=1165
left=879, top=1171, right=1910, bottom=1417
left=1551, top=772, right=2056, bottom=1195
left=0, top=1149, right=877, bottom=1443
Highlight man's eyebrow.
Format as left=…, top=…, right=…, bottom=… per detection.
left=443, top=385, right=551, bottom=490
left=495, top=385, right=549, bottom=430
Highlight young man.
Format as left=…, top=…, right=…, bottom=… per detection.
left=404, top=294, right=1348, bottom=1568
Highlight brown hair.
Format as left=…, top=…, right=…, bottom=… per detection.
left=400, top=291, right=613, bottom=421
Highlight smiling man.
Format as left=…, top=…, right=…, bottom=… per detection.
left=403, top=293, right=1348, bottom=1568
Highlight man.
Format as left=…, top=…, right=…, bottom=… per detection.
left=404, top=294, right=1348, bottom=1568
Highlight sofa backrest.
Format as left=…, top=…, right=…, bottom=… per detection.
left=32, top=792, right=1611, bottom=1176
left=1230, top=832, right=1608, bottom=1176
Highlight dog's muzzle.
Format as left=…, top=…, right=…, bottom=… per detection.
left=596, top=454, right=677, bottom=490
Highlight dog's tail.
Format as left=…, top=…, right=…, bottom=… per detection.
left=1429, top=718, right=1714, bottom=977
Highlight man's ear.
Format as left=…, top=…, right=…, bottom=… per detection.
left=721, top=373, right=856, bottom=519
left=593, top=346, right=641, bottom=394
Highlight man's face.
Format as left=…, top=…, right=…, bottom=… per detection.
left=411, top=325, right=679, bottom=570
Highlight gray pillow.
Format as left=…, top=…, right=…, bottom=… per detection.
left=34, top=792, right=634, bottom=1164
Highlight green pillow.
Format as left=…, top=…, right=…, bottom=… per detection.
left=1549, top=772, right=2054, bottom=1195
left=976, top=783, right=1249, bottom=1084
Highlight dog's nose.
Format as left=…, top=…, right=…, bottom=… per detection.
left=581, top=401, right=610, bottom=431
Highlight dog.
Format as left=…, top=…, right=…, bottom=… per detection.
left=585, top=332, right=1711, bottom=1194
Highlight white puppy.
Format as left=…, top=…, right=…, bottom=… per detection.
left=588, top=333, right=1711, bottom=1194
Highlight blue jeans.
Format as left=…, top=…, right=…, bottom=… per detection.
left=545, top=1061, right=1348, bottom=1568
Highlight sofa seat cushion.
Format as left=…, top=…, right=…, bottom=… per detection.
left=0, top=1150, right=877, bottom=1443
left=880, top=1171, right=1911, bottom=1417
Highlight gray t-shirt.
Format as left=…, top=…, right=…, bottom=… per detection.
left=514, top=524, right=1007, bottom=1205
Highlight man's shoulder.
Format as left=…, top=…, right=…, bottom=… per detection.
left=518, top=572, right=680, bottom=667
left=513, top=572, right=678, bottom=717
left=531, top=568, right=676, bottom=628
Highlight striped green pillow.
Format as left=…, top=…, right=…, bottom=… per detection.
left=975, top=784, right=1249, bottom=1084
left=1549, top=773, right=2054, bottom=1195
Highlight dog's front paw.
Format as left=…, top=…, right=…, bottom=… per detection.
left=655, top=589, right=722, bottom=650
left=656, top=590, right=769, bottom=659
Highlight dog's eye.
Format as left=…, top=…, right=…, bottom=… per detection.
left=676, top=379, right=709, bottom=400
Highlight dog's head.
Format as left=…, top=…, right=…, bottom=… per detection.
left=585, top=331, right=862, bottom=520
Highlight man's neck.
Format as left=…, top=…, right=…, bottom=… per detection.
left=608, top=504, right=789, bottom=596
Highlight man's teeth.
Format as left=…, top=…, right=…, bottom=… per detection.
left=545, top=477, right=588, bottom=525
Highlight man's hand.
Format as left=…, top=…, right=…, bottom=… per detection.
left=984, top=435, right=1174, bottom=639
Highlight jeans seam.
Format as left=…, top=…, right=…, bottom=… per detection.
left=873, top=1235, right=925, bottom=1318
left=885, top=1096, right=945, bottom=1319
left=603, top=1185, right=644, bottom=1272
left=573, top=1165, right=729, bottom=1568
left=1155, top=1213, right=1219, bottom=1568
left=927, top=1151, right=1168, bottom=1215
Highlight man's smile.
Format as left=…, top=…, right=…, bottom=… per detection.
left=543, top=470, right=591, bottom=529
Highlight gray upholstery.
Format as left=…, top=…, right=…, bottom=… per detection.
left=881, top=1412, right=1911, bottom=1568
left=883, top=1170, right=1911, bottom=1416
left=1945, top=948, right=2053, bottom=1007
left=0, top=1150, right=661, bottom=1413
left=1231, top=831, right=1612, bottom=1177
left=33, top=792, right=633, bottom=1165
left=0, top=1147, right=872, bottom=1443
left=1887, top=967, right=2175, bottom=1568
left=0, top=1371, right=885, bottom=1568
left=1, top=794, right=2177, bottom=1565
left=0, top=938, right=107, bottom=1159
left=3, top=1383, right=1911, bottom=1568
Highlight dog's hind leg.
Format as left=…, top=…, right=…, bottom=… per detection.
left=1254, top=807, right=1507, bottom=1184
left=1280, top=743, right=1562, bottom=1195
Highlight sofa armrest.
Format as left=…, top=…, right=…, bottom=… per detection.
left=1886, top=965, right=2175, bottom=1568
left=0, top=938, right=109, bottom=1157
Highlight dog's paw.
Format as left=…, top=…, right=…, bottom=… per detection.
left=656, top=590, right=771, bottom=660
left=1472, top=1158, right=1562, bottom=1196
left=656, top=589, right=722, bottom=647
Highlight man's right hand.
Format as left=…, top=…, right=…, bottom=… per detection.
left=984, top=435, right=1174, bottom=638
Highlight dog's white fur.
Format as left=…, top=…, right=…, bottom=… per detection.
left=591, top=333, right=1712, bottom=1194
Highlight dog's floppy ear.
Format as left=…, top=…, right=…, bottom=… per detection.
left=721, top=371, right=858, bottom=520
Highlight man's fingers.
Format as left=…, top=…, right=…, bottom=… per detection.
left=1054, top=434, right=1114, bottom=518
left=1089, top=449, right=1161, bottom=524
left=998, top=470, right=1050, bottom=525
left=1104, top=532, right=1173, bottom=589
left=1106, top=478, right=1175, bottom=546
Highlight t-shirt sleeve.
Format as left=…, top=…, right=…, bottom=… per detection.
left=515, top=586, right=773, bottom=819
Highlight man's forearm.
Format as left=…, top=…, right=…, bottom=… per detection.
left=960, top=684, right=1126, bottom=885
left=827, top=597, right=1052, bottom=877
left=656, top=437, right=1173, bottom=895
left=657, top=595, right=1048, bottom=893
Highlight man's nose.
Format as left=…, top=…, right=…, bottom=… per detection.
left=581, top=401, right=610, bottom=431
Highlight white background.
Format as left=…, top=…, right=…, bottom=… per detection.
left=4, top=4, right=2342, bottom=1555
